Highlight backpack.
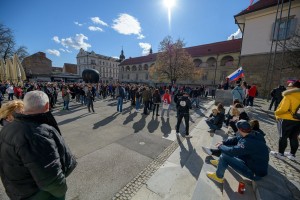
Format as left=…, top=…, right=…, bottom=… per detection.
left=291, top=104, right=300, bottom=120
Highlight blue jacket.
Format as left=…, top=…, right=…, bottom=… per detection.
left=219, top=131, right=269, bottom=177
left=231, top=86, right=245, bottom=102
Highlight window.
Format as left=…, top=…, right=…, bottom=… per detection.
left=91, top=60, right=96, bottom=65
left=271, top=18, right=297, bottom=40
left=202, top=72, right=208, bottom=81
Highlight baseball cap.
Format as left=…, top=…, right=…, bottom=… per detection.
left=236, top=120, right=252, bottom=133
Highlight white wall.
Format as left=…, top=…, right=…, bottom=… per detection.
left=241, top=4, right=300, bottom=56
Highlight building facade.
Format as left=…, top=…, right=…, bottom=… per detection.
left=22, top=52, right=52, bottom=77
left=63, top=63, right=77, bottom=74
left=76, top=49, right=122, bottom=84
left=119, top=39, right=242, bottom=85
left=234, top=0, right=300, bottom=95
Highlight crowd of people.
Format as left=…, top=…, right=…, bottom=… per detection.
left=0, top=79, right=299, bottom=198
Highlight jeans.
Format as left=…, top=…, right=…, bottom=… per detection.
left=80, top=95, right=86, bottom=105
left=206, top=120, right=219, bottom=131
left=176, top=113, right=189, bottom=135
left=216, top=153, right=255, bottom=180
left=161, top=105, right=170, bottom=117
left=191, top=97, right=199, bottom=107
left=143, top=100, right=149, bottom=114
left=63, top=100, right=69, bottom=110
left=8, top=93, right=14, bottom=100
left=87, top=99, right=94, bottom=112
left=117, top=97, right=123, bottom=112
left=136, top=98, right=140, bottom=110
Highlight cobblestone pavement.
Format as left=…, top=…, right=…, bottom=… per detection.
left=252, top=98, right=300, bottom=186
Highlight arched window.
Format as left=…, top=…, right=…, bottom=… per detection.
left=138, top=65, right=142, bottom=71
left=193, top=59, right=202, bottom=67
left=126, top=66, right=130, bottom=71
left=207, top=57, right=217, bottom=67
left=122, top=66, right=125, bottom=71
left=132, top=65, right=137, bottom=71
left=144, top=64, right=149, bottom=70
left=220, top=56, right=234, bottom=66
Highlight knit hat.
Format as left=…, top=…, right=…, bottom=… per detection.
left=292, top=80, right=300, bottom=88
left=236, top=120, right=252, bottom=133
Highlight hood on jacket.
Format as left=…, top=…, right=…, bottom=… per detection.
left=282, top=88, right=300, bottom=96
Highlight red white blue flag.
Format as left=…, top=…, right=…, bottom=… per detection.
left=227, top=67, right=245, bottom=82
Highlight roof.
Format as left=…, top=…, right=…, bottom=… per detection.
left=235, top=0, right=293, bottom=17
left=119, top=39, right=242, bottom=66
left=63, top=63, right=77, bottom=67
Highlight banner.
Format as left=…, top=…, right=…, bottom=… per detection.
left=227, top=67, right=244, bottom=82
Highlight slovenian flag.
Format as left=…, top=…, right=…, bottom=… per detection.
left=227, top=67, right=245, bottom=82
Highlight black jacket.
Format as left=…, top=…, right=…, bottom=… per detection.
left=0, top=113, right=77, bottom=200
left=209, top=113, right=225, bottom=129
left=176, top=96, right=192, bottom=114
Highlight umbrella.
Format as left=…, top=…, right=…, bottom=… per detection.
left=10, top=57, right=19, bottom=84
left=13, top=54, right=26, bottom=81
left=5, top=59, right=12, bottom=81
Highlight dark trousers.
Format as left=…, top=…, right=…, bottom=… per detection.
left=8, top=93, right=14, bottom=100
left=269, top=98, right=275, bottom=110
left=143, top=100, right=149, bottom=114
left=274, top=100, right=281, bottom=111
left=176, top=113, right=189, bottom=135
left=247, top=96, right=254, bottom=106
left=87, top=99, right=94, bottom=112
left=277, top=119, right=300, bottom=155
left=229, top=121, right=238, bottom=133
left=153, top=104, right=159, bottom=115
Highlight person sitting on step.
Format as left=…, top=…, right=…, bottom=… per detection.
left=205, top=120, right=269, bottom=184
left=205, top=103, right=225, bottom=133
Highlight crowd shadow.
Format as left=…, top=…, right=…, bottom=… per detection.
left=161, top=117, right=171, bottom=137
left=133, top=115, right=147, bottom=133
left=93, top=112, right=120, bottom=129
left=147, top=115, right=160, bottom=133
left=57, top=113, right=92, bottom=126
left=177, top=136, right=203, bottom=180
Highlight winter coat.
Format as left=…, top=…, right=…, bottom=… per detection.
left=219, top=131, right=269, bottom=178
left=231, top=86, right=245, bottom=102
left=275, top=88, right=300, bottom=121
left=0, top=113, right=77, bottom=200
left=209, top=113, right=225, bottom=129
left=176, top=96, right=192, bottom=115
left=273, top=86, right=286, bottom=101
left=152, top=93, right=161, bottom=104
left=162, top=93, right=171, bottom=104
left=248, top=85, right=257, bottom=98
left=142, top=89, right=151, bottom=102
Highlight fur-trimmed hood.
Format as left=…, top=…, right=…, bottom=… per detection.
left=282, top=88, right=300, bottom=96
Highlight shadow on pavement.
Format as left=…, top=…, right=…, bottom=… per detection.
left=147, top=115, right=160, bottom=133
left=177, top=136, right=203, bottom=180
left=161, top=117, right=171, bottom=137
left=57, top=113, right=92, bottom=126
left=123, top=112, right=137, bottom=125
left=93, top=112, right=120, bottom=129
left=133, top=114, right=147, bottom=133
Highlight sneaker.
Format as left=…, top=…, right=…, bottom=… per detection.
left=202, top=147, right=212, bottom=156
left=208, top=129, right=215, bottom=133
left=185, top=135, right=193, bottom=138
left=270, top=151, right=285, bottom=160
left=210, top=159, right=219, bottom=167
left=206, top=172, right=224, bottom=183
left=284, top=152, right=296, bottom=161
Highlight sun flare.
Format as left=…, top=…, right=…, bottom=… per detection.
left=164, top=0, right=176, bottom=9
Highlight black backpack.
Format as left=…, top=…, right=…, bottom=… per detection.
left=291, top=104, right=300, bottom=120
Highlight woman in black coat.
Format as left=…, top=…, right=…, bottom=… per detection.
left=152, top=89, right=161, bottom=116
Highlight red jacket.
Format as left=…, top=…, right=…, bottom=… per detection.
left=162, top=93, right=171, bottom=104
left=248, top=85, right=257, bottom=97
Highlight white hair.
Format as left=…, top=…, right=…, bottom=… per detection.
left=23, top=91, right=49, bottom=112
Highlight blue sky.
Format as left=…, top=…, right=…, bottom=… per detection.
left=0, top=0, right=251, bottom=67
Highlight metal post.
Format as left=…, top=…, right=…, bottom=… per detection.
left=279, top=0, right=292, bottom=84
left=263, top=0, right=281, bottom=99
left=268, top=0, right=285, bottom=100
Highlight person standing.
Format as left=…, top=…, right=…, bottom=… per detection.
left=272, top=85, right=286, bottom=111
left=231, top=81, right=245, bottom=103
left=116, top=84, right=125, bottom=112
left=62, top=86, right=70, bottom=110
left=6, top=84, right=14, bottom=101
left=247, top=83, right=257, bottom=107
left=176, top=92, right=192, bottom=138
left=152, top=89, right=161, bottom=116
left=271, top=81, right=300, bottom=161
left=86, top=86, right=95, bottom=113
left=161, top=89, right=171, bottom=118
left=0, top=91, right=77, bottom=200
left=142, top=87, right=151, bottom=115
left=135, top=87, right=142, bottom=112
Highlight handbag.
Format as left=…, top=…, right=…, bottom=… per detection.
left=163, top=102, right=170, bottom=109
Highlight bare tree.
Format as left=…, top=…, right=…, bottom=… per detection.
left=154, top=36, right=195, bottom=84
left=0, top=23, right=28, bottom=61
